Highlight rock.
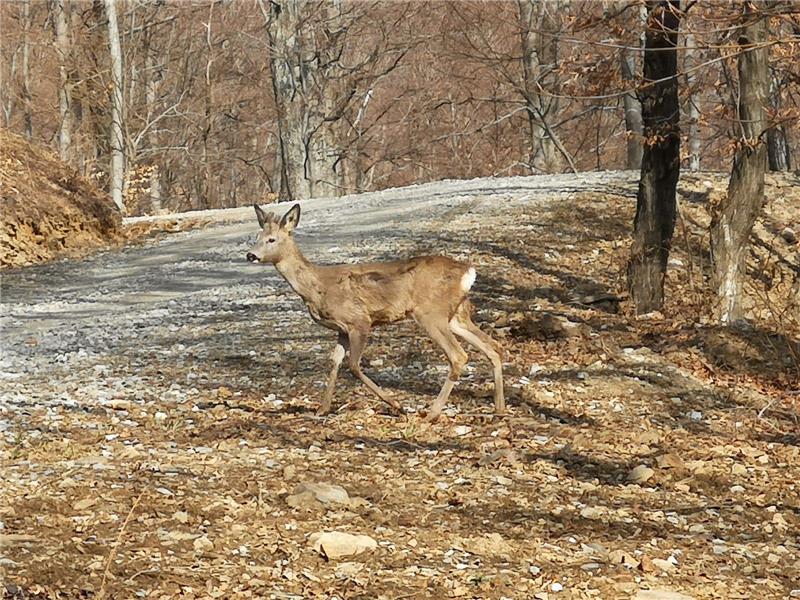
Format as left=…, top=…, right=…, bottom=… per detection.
left=637, top=430, right=661, bottom=445
left=781, top=226, right=797, bottom=244
left=286, top=482, right=351, bottom=510
left=608, top=549, right=639, bottom=568
left=478, top=448, right=520, bottom=466
left=309, top=531, right=377, bottom=560
left=628, top=465, right=655, bottom=484
left=172, top=510, right=190, bottom=524
left=731, top=463, right=747, bottom=476
left=457, top=532, right=514, bottom=557
left=652, top=558, right=676, bottom=572
left=579, top=506, right=604, bottom=520
left=494, top=475, right=513, bottom=486
left=335, top=562, right=365, bottom=578
left=73, top=497, right=98, bottom=511
left=453, top=425, right=472, bottom=436
left=193, top=535, right=213, bottom=553
left=634, top=590, right=695, bottom=600
left=655, top=453, right=685, bottom=469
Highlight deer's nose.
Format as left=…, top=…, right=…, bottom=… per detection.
left=246, top=253, right=258, bottom=263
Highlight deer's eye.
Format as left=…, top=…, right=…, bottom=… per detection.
left=267, top=237, right=276, bottom=243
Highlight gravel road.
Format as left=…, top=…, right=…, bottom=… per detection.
left=0, top=172, right=635, bottom=424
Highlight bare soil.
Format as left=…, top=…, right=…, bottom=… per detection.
left=1, top=172, right=798, bottom=600
left=0, top=131, right=122, bottom=269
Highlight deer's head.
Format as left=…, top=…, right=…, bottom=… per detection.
left=246, top=203, right=300, bottom=264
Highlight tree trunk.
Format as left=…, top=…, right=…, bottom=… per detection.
left=709, top=1, right=769, bottom=324
left=21, top=0, right=33, bottom=138
left=620, top=46, right=643, bottom=170
left=309, top=1, right=346, bottom=197
left=766, top=72, right=790, bottom=171
left=627, top=0, right=682, bottom=315
left=685, top=31, right=701, bottom=172
left=263, top=0, right=313, bottom=201
left=767, top=125, right=790, bottom=171
left=518, top=0, right=563, bottom=174
left=145, top=41, right=162, bottom=213
left=104, top=0, right=126, bottom=212
left=52, top=0, right=73, bottom=162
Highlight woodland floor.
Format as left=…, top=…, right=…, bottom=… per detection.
left=1, top=172, right=798, bottom=600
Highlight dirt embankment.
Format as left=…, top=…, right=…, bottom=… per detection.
left=0, top=130, right=122, bottom=269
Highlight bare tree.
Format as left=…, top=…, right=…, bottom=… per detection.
left=766, top=67, right=791, bottom=171
left=709, top=0, right=769, bottom=323
left=685, top=30, right=701, bottom=171
left=104, top=0, right=125, bottom=211
left=52, top=0, right=73, bottom=161
left=517, top=0, right=565, bottom=173
left=620, top=3, right=646, bottom=170
left=628, top=0, right=682, bottom=314
left=20, top=0, right=33, bottom=138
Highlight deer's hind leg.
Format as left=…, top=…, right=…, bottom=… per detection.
left=450, top=302, right=506, bottom=415
left=415, top=312, right=469, bottom=422
left=347, top=327, right=404, bottom=414
left=318, top=332, right=348, bottom=416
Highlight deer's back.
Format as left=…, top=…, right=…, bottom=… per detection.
left=316, top=255, right=472, bottom=327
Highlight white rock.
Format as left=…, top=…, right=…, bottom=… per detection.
left=580, top=506, right=604, bottom=520
left=628, top=465, right=655, bottom=484
left=309, top=531, right=377, bottom=560
left=635, top=590, right=695, bottom=600
left=193, top=535, right=213, bottom=553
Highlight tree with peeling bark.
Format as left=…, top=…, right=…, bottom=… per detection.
left=518, top=0, right=566, bottom=174
left=628, top=0, right=682, bottom=315
left=51, top=0, right=73, bottom=162
left=104, top=0, right=126, bottom=212
left=709, top=0, right=770, bottom=324
left=258, top=0, right=413, bottom=201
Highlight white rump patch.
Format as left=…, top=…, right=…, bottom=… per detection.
left=460, top=267, right=477, bottom=293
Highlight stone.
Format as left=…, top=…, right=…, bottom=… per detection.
left=580, top=507, right=604, bottom=520
left=457, top=532, right=514, bottom=557
left=652, top=558, right=676, bottom=572
left=309, top=531, right=377, bottom=560
left=634, top=590, right=695, bottom=600
left=656, top=453, right=685, bottom=469
left=628, top=465, right=655, bottom=484
left=193, top=535, right=213, bottom=553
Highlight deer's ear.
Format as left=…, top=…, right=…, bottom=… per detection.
left=254, top=203, right=268, bottom=229
left=280, top=203, right=301, bottom=232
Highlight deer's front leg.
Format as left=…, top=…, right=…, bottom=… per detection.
left=318, top=333, right=348, bottom=416
left=347, top=328, right=403, bottom=414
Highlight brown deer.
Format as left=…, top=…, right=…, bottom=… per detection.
left=246, top=203, right=505, bottom=422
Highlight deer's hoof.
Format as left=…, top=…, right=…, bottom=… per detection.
left=423, top=411, right=442, bottom=424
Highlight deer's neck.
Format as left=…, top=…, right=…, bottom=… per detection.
left=274, top=240, right=322, bottom=305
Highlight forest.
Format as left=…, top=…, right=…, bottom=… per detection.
left=2, top=0, right=797, bottom=213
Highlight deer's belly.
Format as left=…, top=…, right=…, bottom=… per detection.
left=307, top=305, right=345, bottom=331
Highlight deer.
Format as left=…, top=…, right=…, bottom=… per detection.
left=246, top=203, right=505, bottom=422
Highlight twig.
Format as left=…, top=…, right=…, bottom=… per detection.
left=124, top=568, right=160, bottom=584
left=98, top=491, right=144, bottom=599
